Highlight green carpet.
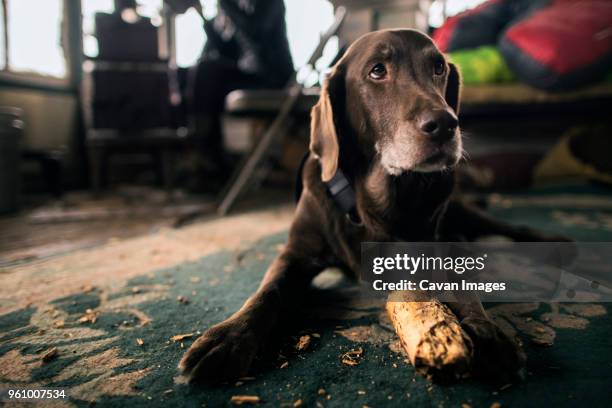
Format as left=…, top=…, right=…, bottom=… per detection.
left=1, top=185, right=612, bottom=407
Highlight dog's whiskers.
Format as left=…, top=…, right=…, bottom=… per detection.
left=460, top=147, right=470, bottom=162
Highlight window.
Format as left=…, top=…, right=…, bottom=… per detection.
left=175, top=6, right=207, bottom=68
left=0, top=4, right=5, bottom=71
left=175, top=0, right=215, bottom=68
left=82, top=0, right=114, bottom=59
left=285, top=0, right=336, bottom=70
left=0, top=0, right=67, bottom=78
left=428, top=0, right=489, bottom=28
left=82, top=0, right=337, bottom=71
left=174, top=0, right=337, bottom=70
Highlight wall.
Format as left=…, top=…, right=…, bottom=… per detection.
left=0, top=87, right=77, bottom=153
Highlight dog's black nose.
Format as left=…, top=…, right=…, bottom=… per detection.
left=419, top=110, right=458, bottom=143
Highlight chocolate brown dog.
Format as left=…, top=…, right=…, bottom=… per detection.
left=179, top=29, right=564, bottom=383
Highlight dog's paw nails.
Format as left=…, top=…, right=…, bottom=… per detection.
left=178, top=319, right=259, bottom=384
left=461, top=317, right=526, bottom=380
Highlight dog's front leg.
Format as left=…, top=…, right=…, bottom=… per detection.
left=447, top=293, right=526, bottom=381
left=179, top=251, right=320, bottom=384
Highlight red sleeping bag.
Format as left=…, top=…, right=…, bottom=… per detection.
left=433, top=0, right=540, bottom=53
left=500, top=0, right=612, bottom=91
left=433, top=0, right=612, bottom=90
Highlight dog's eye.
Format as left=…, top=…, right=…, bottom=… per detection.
left=369, top=63, right=387, bottom=80
left=434, top=59, right=445, bottom=76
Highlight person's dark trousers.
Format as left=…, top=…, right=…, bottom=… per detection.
left=187, top=58, right=274, bottom=173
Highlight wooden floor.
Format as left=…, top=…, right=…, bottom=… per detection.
left=0, top=185, right=293, bottom=268
left=1, top=208, right=294, bottom=316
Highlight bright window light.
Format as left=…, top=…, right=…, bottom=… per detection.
left=175, top=0, right=337, bottom=71
left=175, top=8, right=206, bottom=68
left=0, top=5, right=5, bottom=71
left=7, top=0, right=66, bottom=77
left=201, top=0, right=218, bottom=20
left=137, top=0, right=163, bottom=18
left=285, top=0, right=335, bottom=69
left=82, top=0, right=114, bottom=58
left=429, top=0, right=489, bottom=28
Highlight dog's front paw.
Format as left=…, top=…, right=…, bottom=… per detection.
left=461, top=317, right=526, bottom=381
left=178, top=316, right=259, bottom=384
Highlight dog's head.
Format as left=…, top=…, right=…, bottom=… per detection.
left=310, top=29, right=462, bottom=181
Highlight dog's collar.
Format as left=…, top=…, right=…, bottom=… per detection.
left=326, top=169, right=362, bottom=226
left=294, top=153, right=362, bottom=226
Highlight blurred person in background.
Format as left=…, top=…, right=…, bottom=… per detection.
left=167, top=0, right=294, bottom=191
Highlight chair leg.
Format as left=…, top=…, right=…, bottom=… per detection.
left=152, top=150, right=165, bottom=187
left=161, top=149, right=176, bottom=200
left=217, top=82, right=303, bottom=215
left=88, top=146, right=104, bottom=195
left=43, top=154, right=63, bottom=198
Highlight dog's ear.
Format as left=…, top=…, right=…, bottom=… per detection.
left=445, top=62, right=462, bottom=115
left=310, top=68, right=344, bottom=182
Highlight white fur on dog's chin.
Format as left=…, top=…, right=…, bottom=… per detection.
left=411, top=155, right=458, bottom=173
left=377, top=131, right=462, bottom=175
